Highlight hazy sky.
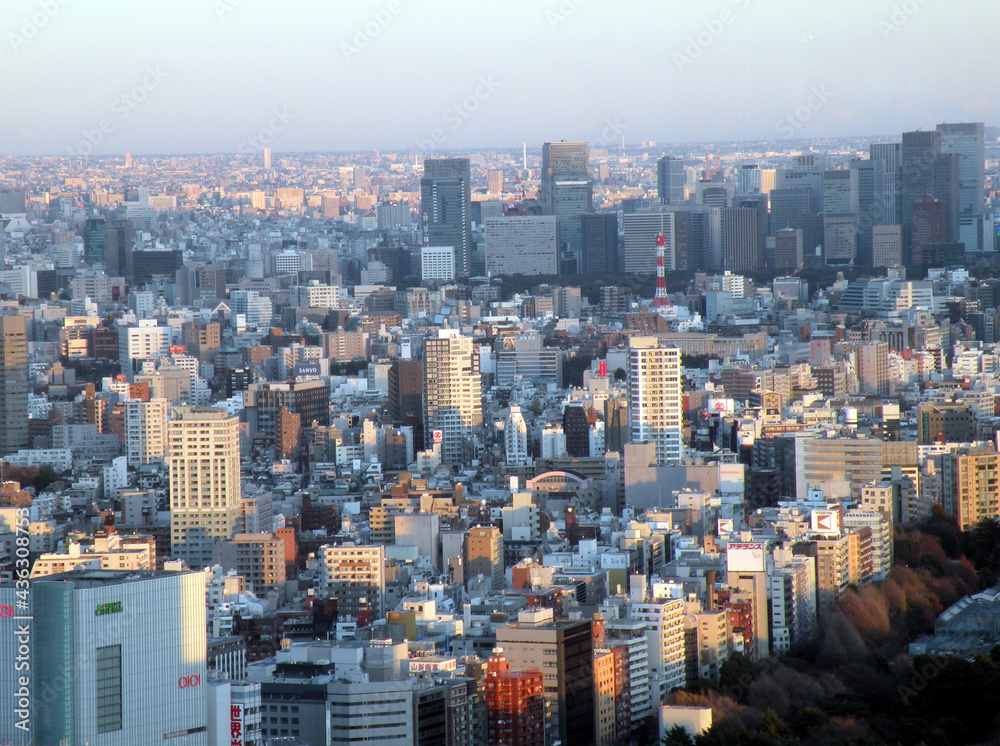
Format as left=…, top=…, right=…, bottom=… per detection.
left=2, top=0, right=996, bottom=156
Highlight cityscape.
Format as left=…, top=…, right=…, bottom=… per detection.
left=3, top=2, right=1000, bottom=746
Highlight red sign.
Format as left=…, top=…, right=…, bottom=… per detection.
left=178, top=674, right=201, bottom=688
left=169, top=345, right=186, bottom=354
left=432, top=430, right=443, bottom=444
left=599, top=360, right=607, bottom=377
left=231, top=704, right=244, bottom=746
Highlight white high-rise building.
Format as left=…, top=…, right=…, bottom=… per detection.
left=770, top=550, right=817, bottom=656
left=422, top=329, right=482, bottom=465
left=628, top=599, right=686, bottom=699
left=169, top=408, right=241, bottom=568
left=31, top=569, right=208, bottom=746
left=504, top=405, right=530, bottom=466
left=628, top=337, right=683, bottom=465
left=125, top=397, right=170, bottom=466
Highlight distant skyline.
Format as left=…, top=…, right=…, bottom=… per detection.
left=2, top=0, right=997, bottom=157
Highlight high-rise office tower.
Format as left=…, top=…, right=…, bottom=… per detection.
left=667, top=207, right=708, bottom=272
left=822, top=169, right=859, bottom=215
left=849, top=158, right=879, bottom=265
left=823, top=214, right=858, bottom=266
left=32, top=569, right=208, bottom=746
left=104, top=219, right=135, bottom=281
left=901, top=130, right=959, bottom=253
left=721, top=207, right=760, bottom=273
left=581, top=213, right=619, bottom=274
left=735, top=194, right=768, bottom=268
left=910, top=196, right=949, bottom=266
left=484, top=215, right=559, bottom=276
left=774, top=228, right=804, bottom=272
left=125, top=398, right=169, bottom=466
left=937, top=121, right=986, bottom=251
left=487, top=169, right=504, bottom=195
left=657, top=156, right=685, bottom=204
left=872, top=225, right=903, bottom=268
left=423, top=329, right=482, bottom=465
left=467, top=525, right=504, bottom=590
left=628, top=337, right=683, bottom=465
left=737, top=164, right=762, bottom=195
left=0, top=314, right=28, bottom=455
left=623, top=212, right=673, bottom=273
left=421, top=158, right=472, bottom=276
left=83, top=217, right=107, bottom=265
left=262, top=146, right=271, bottom=169
left=869, top=142, right=902, bottom=226
left=768, top=187, right=814, bottom=236
left=541, top=141, right=592, bottom=274
left=169, top=408, right=242, bottom=568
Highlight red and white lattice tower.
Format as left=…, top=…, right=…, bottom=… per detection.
left=653, top=233, right=668, bottom=308
left=422, top=211, right=429, bottom=248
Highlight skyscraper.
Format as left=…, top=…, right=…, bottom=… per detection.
left=657, top=156, right=685, bottom=204
left=541, top=141, right=592, bottom=274
left=423, top=329, right=482, bottom=465
left=83, top=217, right=107, bottom=265
left=628, top=337, right=683, bottom=465
left=869, top=142, right=902, bottom=226
left=581, top=213, right=619, bottom=274
left=169, top=408, right=242, bottom=568
left=0, top=314, right=28, bottom=455
left=421, top=158, right=472, bottom=276
left=721, top=207, right=760, bottom=272
left=737, top=163, right=762, bottom=195
left=937, top=121, right=985, bottom=251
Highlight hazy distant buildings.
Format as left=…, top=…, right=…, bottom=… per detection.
left=421, top=158, right=471, bottom=276
left=484, top=216, right=558, bottom=276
